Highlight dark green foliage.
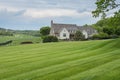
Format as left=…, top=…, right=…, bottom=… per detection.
left=95, top=11, right=120, bottom=28
left=93, top=11, right=120, bottom=37
left=0, top=40, right=12, bottom=46
left=40, top=27, right=50, bottom=36
left=92, top=32, right=110, bottom=39
left=95, top=19, right=108, bottom=27
left=92, top=0, right=119, bottom=18
left=43, top=36, right=58, bottom=43
left=103, top=26, right=115, bottom=35
left=74, top=31, right=84, bottom=41
left=92, top=0, right=120, bottom=38
left=115, top=27, right=120, bottom=35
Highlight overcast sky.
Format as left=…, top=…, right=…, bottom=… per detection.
left=0, top=0, right=119, bottom=30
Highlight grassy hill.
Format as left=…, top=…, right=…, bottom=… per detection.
left=0, top=27, right=41, bottom=46
left=0, top=34, right=41, bottom=46
left=0, top=38, right=120, bottom=80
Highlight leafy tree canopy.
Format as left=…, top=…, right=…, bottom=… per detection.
left=92, top=0, right=120, bottom=18
left=95, top=11, right=120, bottom=27
left=40, top=26, right=50, bottom=36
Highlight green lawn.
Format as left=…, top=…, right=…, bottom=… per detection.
left=0, top=38, right=120, bottom=80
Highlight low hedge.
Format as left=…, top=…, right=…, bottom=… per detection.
left=0, top=40, right=12, bottom=46
left=43, top=36, right=58, bottom=43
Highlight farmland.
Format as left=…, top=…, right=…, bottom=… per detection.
left=0, top=38, right=120, bottom=80
left=0, top=34, right=41, bottom=46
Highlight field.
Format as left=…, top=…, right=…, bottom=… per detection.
left=0, top=38, right=120, bottom=80
left=0, top=34, right=41, bottom=46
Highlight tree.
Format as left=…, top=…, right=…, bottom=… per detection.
left=40, top=26, right=50, bottom=36
left=92, top=0, right=119, bottom=18
left=74, top=31, right=84, bottom=41
left=92, top=0, right=120, bottom=38
left=103, top=26, right=115, bottom=35
left=115, top=26, right=120, bottom=35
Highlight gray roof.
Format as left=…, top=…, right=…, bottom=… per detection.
left=51, top=23, right=78, bottom=34
left=78, top=26, right=96, bottom=35
left=50, top=22, right=96, bottom=35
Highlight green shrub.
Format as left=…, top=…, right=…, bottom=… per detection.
left=115, top=26, right=120, bottom=35
left=73, top=31, right=85, bottom=41
left=103, top=26, right=115, bottom=35
left=43, top=36, right=58, bottom=43
left=92, top=32, right=110, bottom=39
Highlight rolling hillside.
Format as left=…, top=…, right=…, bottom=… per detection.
left=0, top=38, right=120, bottom=80
left=0, top=34, right=41, bottom=46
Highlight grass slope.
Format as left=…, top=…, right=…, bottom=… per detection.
left=0, top=39, right=120, bottom=80
left=0, top=34, right=41, bottom=46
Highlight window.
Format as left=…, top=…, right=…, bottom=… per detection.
left=63, top=33, right=66, bottom=37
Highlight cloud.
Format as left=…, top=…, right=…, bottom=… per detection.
left=0, top=5, right=17, bottom=12
left=23, top=8, right=91, bottom=18
left=0, top=0, right=100, bottom=30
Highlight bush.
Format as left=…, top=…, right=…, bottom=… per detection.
left=92, top=32, right=110, bottom=39
left=103, top=26, right=115, bottom=35
left=73, top=31, right=85, bottom=41
left=43, top=36, right=58, bottom=43
left=115, top=26, right=120, bottom=35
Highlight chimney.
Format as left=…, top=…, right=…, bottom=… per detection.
left=51, top=20, right=53, bottom=24
left=51, top=20, right=53, bottom=27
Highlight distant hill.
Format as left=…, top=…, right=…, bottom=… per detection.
left=0, top=27, right=40, bottom=37
left=14, top=30, right=40, bottom=37
left=0, top=28, right=14, bottom=36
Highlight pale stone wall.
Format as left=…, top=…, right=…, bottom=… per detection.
left=82, top=30, right=88, bottom=39
left=59, top=28, right=70, bottom=39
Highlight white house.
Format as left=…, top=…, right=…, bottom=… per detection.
left=50, top=20, right=97, bottom=39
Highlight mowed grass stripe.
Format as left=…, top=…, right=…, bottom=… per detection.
left=0, top=40, right=106, bottom=56
left=0, top=39, right=119, bottom=80
left=0, top=41, right=99, bottom=59
left=0, top=40, right=105, bottom=66
left=0, top=40, right=112, bottom=63
left=0, top=39, right=112, bottom=62
left=0, top=42, right=114, bottom=71
left=24, top=50, right=120, bottom=80
left=63, top=59, right=120, bottom=80
left=2, top=50, right=119, bottom=79
left=1, top=49, right=119, bottom=80
left=0, top=42, right=96, bottom=62
left=0, top=41, right=92, bottom=53
left=0, top=41, right=106, bottom=67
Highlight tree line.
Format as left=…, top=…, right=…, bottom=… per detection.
left=92, top=0, right=120, bottom=39
left=0, top=28, right=13, bottom=36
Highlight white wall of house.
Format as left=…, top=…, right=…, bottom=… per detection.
left=82, top=30, right=88, bottom=39
left=50, top=29, right=55, bottom=36
left=59, top=28, right=70, bottom=39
